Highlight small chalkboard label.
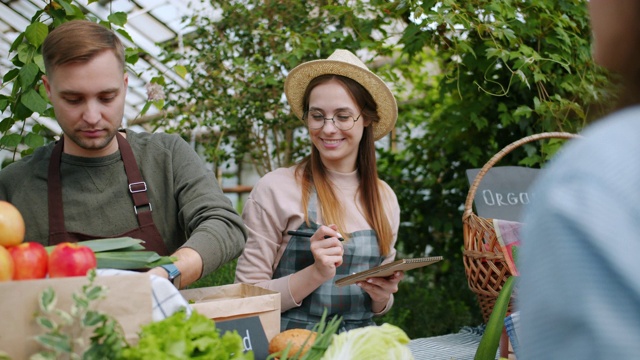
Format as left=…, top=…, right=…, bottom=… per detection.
left=466, top=166, right=540, bottom=221
left=216, top=316, right=270, bottom=360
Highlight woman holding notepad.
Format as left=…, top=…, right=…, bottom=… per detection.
left=235, top=50, right=403, bottom=332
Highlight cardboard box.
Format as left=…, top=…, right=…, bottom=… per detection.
left=0, top=273, right=153, bottom=359
left=180, top=283, right=281, bottom=341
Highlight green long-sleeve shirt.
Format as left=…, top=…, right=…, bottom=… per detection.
left=0, top=129, right=246, bottom=276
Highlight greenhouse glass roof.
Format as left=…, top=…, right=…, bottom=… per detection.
left=0, top=0, right=211, bottom=132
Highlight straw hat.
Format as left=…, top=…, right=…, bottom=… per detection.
left=284, top=49, right=398, bottom=141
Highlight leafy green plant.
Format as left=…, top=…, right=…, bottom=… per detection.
left=266, top=309, right=342, bottom=360
left=120, top=309, right=252, bottom=360
left=474, top=276, right=515, bottom=360
left=31, top=269, right=128, bottom=360
left=0, top=0, right=153, bottom=163
left=151, top=0, right=398, bottom=176
left=373, top=0, right=614, bottom=335
left=28, top=269, right=251, bottom=360
left=384, top=0, right=611, bottom=257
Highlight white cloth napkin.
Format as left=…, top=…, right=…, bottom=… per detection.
left=96, top=268, right=191, bottom=321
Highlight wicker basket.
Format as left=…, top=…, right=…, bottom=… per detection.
left=462, top=132, right=579, bottom=322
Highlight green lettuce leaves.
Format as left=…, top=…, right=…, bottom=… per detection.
left=120, top=309, right=253, bottom=360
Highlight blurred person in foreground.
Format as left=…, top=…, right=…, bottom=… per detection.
left=235, top=49, right=403, bottom=332
left=0, top=20, right=246, bottom=288
left=518, top=1, right=640, bottom=358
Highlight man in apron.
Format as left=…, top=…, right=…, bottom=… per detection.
left=0, top=20, right=246, bottom=288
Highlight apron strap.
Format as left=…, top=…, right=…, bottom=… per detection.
left=48, top=132, right=156, bottom=241
left=115, top=132, right=155, bottom=227
left=47, top=138, right=66, bottom=243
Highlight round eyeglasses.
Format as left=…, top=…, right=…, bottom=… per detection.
left=304, top=111, right=361, bottom=131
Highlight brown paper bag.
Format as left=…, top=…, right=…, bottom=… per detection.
left=0, top=273, right=152, bottom=359
left=180, top=283, right=281, bottom=341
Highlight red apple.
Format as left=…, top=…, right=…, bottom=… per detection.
left=48, top=242, right=97, bottom=278
left=0, top=246, right=14, bottom=281
left=8, top=242, right=48, bottom=280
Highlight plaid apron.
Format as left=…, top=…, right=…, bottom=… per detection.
left=274, top=194, right=385, bottom=332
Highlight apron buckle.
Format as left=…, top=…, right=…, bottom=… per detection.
left=129, top=181, right=148, bottom=193
left=134, top=203, right=152, bottom=214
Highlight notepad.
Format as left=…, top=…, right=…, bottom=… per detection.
left=335, top=256, right=443, bottom=287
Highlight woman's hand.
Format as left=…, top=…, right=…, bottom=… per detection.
left=357, top=271, right=404, bottom=312
left=310, top=224, right=344, bottom=280
left=289, top=225, right=344, bottom=304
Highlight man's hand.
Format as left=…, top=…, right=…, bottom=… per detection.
left=147, top=247, right=203, bottom=289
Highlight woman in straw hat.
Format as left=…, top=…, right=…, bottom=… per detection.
left=235, top=49, right=403, bottom=331
left=518, top=1, right=640, bottom=359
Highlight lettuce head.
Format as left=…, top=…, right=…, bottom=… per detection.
left=320, top=323, right=414, bottom=360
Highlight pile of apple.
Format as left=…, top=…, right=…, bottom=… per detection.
left=0, top=200, right=97, bottom=281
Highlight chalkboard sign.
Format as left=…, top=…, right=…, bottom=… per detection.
left=216, top=316, right=270, bottom=360
left=466, top=166, right=540, bottom=221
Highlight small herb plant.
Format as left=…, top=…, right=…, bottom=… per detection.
left=26, top=269, right=251, bottom=360
left=30, top=269, right=127, bottom=360
left=266, top=309, right=342, bottom=360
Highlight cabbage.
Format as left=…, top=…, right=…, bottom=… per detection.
left=320, top=323, right=414, bottom=360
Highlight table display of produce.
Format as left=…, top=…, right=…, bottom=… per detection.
left=266, top=312, right=414, bottom=360
left=0, top=200, right=415, bottom=359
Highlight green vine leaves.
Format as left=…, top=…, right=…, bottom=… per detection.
left=0, top=0, right=159, bottom=163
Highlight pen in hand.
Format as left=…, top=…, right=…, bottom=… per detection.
left=287, top=230, right=344, bottom=242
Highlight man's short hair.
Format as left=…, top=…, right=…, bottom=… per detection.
left=42, top=20, right=126, bottom=75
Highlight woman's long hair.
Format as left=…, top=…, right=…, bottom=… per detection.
left=295, top=75, right=393, bottom=256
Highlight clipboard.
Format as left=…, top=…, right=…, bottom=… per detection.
left=335, top=256, right=443, bottom=287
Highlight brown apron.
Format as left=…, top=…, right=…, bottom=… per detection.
left=47, top=132, right=169, bottom=256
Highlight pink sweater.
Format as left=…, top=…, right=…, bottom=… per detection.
left=235, top=166, right=400, bottom=312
